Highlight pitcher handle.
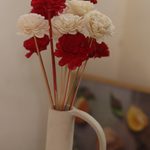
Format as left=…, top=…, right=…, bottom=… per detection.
left=70, top=107, right=106, bottom=150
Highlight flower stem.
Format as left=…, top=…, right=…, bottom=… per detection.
left=61, top=69, right=71, bottom=111
left=65, top=67, right=80, bottom=110
left=60, top=65, right=67, bottom=108
left=89, top=38, right=93, bottom=47
left=69, top=61, right=87, bottom=110
left=33, top=35, right=54, bottom=109
left=58, top=67, right=63, bottom=110
left=47, top=11, right=58, bottom=110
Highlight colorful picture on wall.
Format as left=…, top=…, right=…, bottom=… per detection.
left=73, top=74, right=150, bottom=150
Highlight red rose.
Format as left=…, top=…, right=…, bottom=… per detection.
left=88, top=40, right=110, bottom=58
left=54, top=33, right=89, bottom=70
left=23, top=35, right=50, bottom=58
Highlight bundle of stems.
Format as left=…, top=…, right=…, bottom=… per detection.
left=33, top=11, right=91, bottom=111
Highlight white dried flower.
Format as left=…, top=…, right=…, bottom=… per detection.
left=17, top=13, right=50, bottom=38
left=64, top=0, right=95, bottom=16
left=52, top=13, right=83, bottom=38
left=83, top=10, right=115, bottom=41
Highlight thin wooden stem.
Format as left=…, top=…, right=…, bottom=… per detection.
left=65, top=68, right=80, bottom=109
left=33, top=35, right=54, bottom=109
left=64, top=70, right=72, bottom=106
left=89, top=38, right=93, bottom=47
left=58, top=67, right=63, bottom=110
left=60, top=65, right=67, bottom=106
left=47, top=11, right=58, bottom=110
left=69, top=61, right=87, bottom=110
left=61, top=69, right=71, bottom=111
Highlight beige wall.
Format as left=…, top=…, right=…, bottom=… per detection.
left=85, top=0, right=127, bottom=80
left=118, top=0, right=150, bottom=87
left=1, top=0, right=150, bottom=150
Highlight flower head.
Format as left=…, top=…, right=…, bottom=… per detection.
left=31, top=0, right=45, bottom=8
left=88, top=39, right=110, bottom=58
left=30, top=5, right=48, bottom=19
left=31, top=0, right=66, bottom=15
left=83, top=0, right=97, bottom=4
left=24, top=35, right=50, bottom=58
left=45, top=0, right=66, bottom=12
left=83, top=10, right=115, bottom=42
left=52, top=13, right=83, bottom=38
left=17, top=13, right=50, bottom=38
left=64, top=0, right=95, bottom=16
left=54, top=32, right=89, bottom=70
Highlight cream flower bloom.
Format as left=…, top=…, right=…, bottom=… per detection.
left=83, top=10, right=115, bottom=41
left=52, top=13, right=83, bottom=38
left=64, top=0, right=94, bottom=16
left=17, top=13, right=49, bottom=38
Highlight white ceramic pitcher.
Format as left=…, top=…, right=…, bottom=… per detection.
left=45, top=107, right=106, bottom=150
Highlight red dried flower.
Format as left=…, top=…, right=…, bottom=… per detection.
left=45, top=0, right=66, bottom=12
left=83, top=0, right=97, bottom=4
left=88, top=40, right=110, bottom=58
left=31, top=0, right=66, bottom=16
left=30, top=6, right=48, bottom=19
left=23, top=35, right=50, bottom=58
left=31, top=0, right=45, bottom=7
left=54, top=33, right=89, bottom=70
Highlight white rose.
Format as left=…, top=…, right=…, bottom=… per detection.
left=64, top=0, right=94, bottom=16
left=52, top=13, right=83, bottom=38
left=83, top=10, right=115, bottom=41
left=17, top=13, right=50, bottom=38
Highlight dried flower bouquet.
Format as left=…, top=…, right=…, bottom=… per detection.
left=17, top=0, right=115, bottom=111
